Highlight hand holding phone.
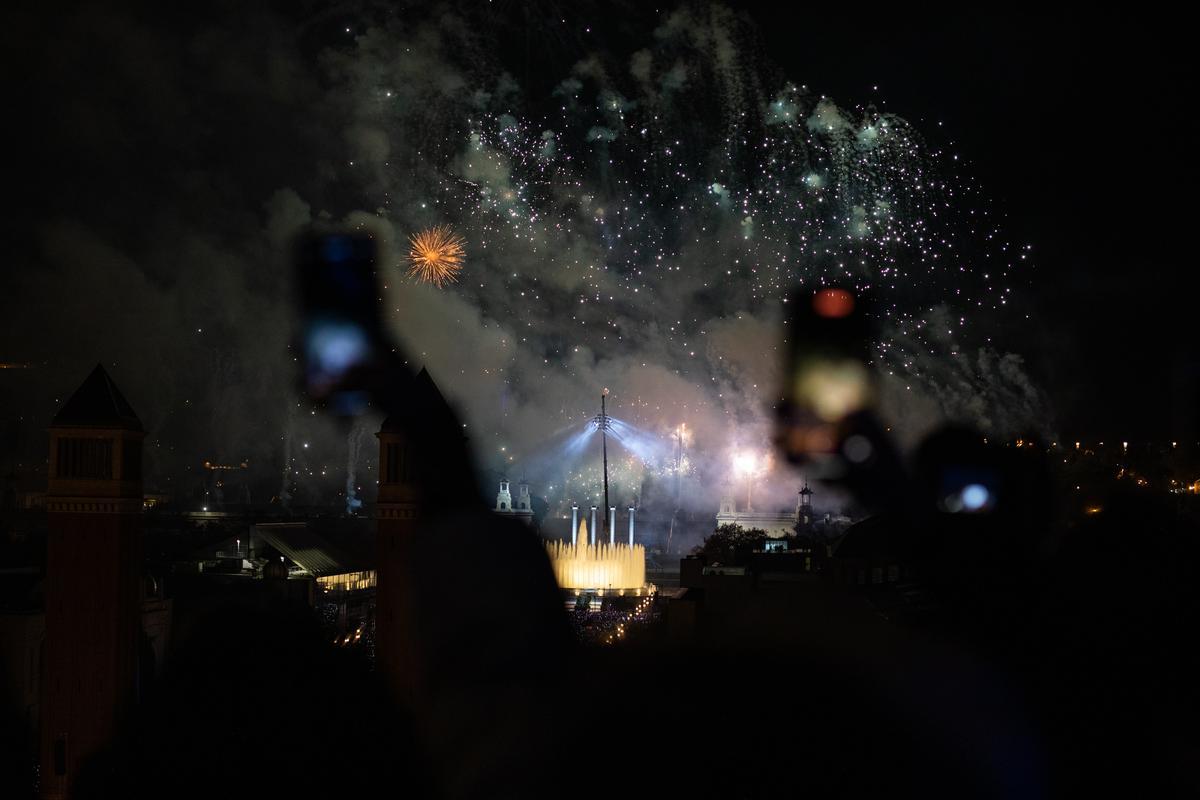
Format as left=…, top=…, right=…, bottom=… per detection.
left=294, top=232, right=385, bottom=415
left=777, top=288, right=873, bottom=463
left=776, top=287, right=906, bottom=511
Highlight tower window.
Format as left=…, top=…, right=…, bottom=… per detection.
left=56, top=438, right=112, bottom=479
left=384, top=442, right=408, bottom=484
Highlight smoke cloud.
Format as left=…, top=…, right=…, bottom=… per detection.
left=4, top=2, right=1048, bottom=531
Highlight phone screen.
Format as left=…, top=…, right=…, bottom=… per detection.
left=937, top=466, right=999, bottom=514
left=294, top=233, right=382, bottom=413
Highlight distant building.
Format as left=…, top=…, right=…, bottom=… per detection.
left=715, top=480, right=816, bottom=538
left=797, top=481, right=814, bottom=529
left=493, top=478, right=534, bottom=525
left=251, top=523, right=373, bottom=586
left=826, top=515, right=914, bottom=588
left=1, top=472, right=46, bottom=510
left=668, top=548, right=822, bottom=642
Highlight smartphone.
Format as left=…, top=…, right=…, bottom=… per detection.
left=776, top=286, right=910, bottom=511
left=294, top=232, right=384, bottom=415
left=777, top=287, right=874, bottom=464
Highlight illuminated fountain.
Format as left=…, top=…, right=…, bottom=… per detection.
left=545, top=519, right=648, bottom=594
left=545, top=392, right=654, bottom=595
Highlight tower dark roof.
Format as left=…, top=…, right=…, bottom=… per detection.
left=51, top=364, right=143, bottom=431
left=380, top=366, right=459, bottom=434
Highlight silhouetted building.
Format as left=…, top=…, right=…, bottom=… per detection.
left=826, top=515, right=912, bottom=588
left=40, top=365, right=144, bottom=799
left=374, top=367, right=467, bottom=701
left=715, top=481, right=817, bottom=537
left=797, top=480, right=814, bottom=529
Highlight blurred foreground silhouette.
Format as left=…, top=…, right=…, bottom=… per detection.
left=3, top=242, right=1196, bottom=798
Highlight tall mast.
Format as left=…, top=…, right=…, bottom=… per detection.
left=601, top=391, right=610, bottom=537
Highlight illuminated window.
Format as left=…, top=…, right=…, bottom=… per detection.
left=317, top=571, right=377, bottom=593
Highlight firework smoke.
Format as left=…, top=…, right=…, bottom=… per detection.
left=4, top=2, right=1049, bottom=524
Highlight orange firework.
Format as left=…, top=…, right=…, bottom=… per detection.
left=407, top=225, right=466, bottom=287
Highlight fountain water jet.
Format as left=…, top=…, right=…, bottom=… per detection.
left=546, top=519, right=647, bottom=592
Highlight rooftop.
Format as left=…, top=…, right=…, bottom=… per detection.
left=51, top=364, right=142, bottom=431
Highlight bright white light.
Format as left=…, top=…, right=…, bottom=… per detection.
left=733, top=452, right=757, bottom=476
left=942, top=483, right=994, bottom=514
left=305, top=320, right=369, bottom=389
left=961, top=484, right=990, bottom=511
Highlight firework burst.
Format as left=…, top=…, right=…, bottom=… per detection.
left=407, top=225, right=466, bottom=287
left=359, top=5, right=1047, bottom=461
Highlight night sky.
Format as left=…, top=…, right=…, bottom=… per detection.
left=744, top=7, right=1192, bottom=443
left=3, top=3, right=1193, bottom=505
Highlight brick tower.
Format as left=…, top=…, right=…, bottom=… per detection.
left=374, top=367, right=469, bottom=701
left=40, top=365, right=144, bottom=799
